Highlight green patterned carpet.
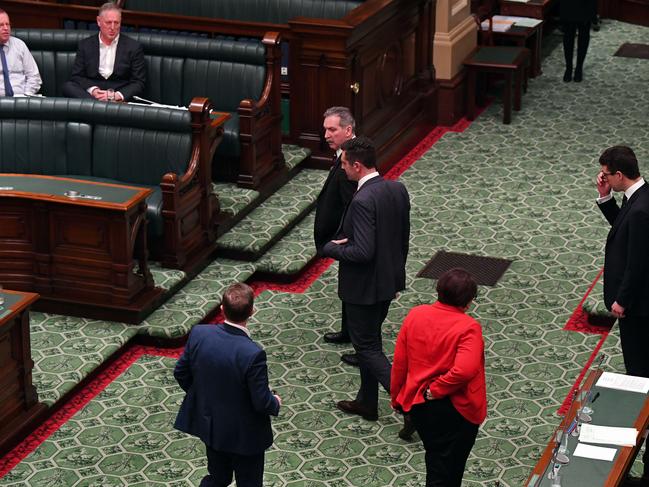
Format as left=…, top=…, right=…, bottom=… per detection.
left=2, top=19, right=649, bottom=486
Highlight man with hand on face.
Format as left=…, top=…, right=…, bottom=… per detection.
left=595, top=145, right=649, bottom=486
left=315, top=106, right=359, bottom=367
left=62, top=2, right=145, bottom=102
left=322, top=136, right=410, bottom=425
left=0, top=9, right=42, bottom=96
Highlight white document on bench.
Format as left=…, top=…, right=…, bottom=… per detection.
left=573, top=443, right=617, bottom=461
left=596, top=372, right=649, bottom=394
left=579, top=424, right=638, bottom=447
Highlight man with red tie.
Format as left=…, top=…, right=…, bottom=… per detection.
left=391, top=268, right=486, bottom=487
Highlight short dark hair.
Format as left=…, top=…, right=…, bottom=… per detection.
left=436, top=268, right=477, bottom=308
left=341, top=136, right=377, bottom=169
left=599, top=146, right=640, bottom=179
left=323, top=106, right=355, bottom=132
left=222, top=283, right=254, bottom=322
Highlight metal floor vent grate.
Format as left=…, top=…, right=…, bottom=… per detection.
left=417, top=251, right=512, bottom=286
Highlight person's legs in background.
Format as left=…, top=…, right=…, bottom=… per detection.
left=574, top=21, right=591, bottom=82
left=562, top=22, right=578, bottom=82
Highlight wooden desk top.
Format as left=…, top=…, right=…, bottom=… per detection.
left=0, top=174, right=152, bottom=210
left=0, top=289, right=39, bottom=323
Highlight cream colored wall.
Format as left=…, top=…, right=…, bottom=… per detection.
left=433, top=0, right=477, bottom=80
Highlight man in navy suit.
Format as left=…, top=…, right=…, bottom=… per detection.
left=596, top=145, right=649, bottom=486
left=62, top=3, right=145, bottom=102
left=174, top=283, right=281, bottom=487
left=322, top=136, right=410, bottom=421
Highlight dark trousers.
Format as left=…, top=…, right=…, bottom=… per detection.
left=410, top=398, right=479, bottom=487
left=619, top=315, right=649, bottom=475
left=340, top=302, right=349, bottom=338
left=201, top=444, right=265, bottom=487
left=344, top=300, right=392, bottom=410
left=563, top=21, right=591, bottom=70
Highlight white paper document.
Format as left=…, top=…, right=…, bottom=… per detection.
left=596, top=371, right=649, bottom=394
left=579, top=424, right=638, bottom=447
left=573, top=443, right=617, bottom=461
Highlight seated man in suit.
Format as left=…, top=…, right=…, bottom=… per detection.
left=0, top=9, right=42, bottom=96
left=62, top=2, right=145, bottom=102
left=174, top=282, right=281, bottom=487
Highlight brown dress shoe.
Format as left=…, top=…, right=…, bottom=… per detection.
left=336, top=400, right=378, bottom=421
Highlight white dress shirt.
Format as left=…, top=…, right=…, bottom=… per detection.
left=87, top=34, right=122, bottom=98
left=597, top=178, right=645, bottom=204
left=0, top=37, right=42, bottom=96
left=357, top=171, right=380, bottom=190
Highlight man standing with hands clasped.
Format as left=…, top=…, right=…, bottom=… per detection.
left=322, top=136, right=410, bottom=425
left=174, top=283, right=281, bottom=487
left=595, top=145, right=649, bottom=486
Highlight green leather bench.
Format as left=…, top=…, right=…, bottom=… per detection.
left=13, top=29, right=284, bottom=190
left=0, top=96, right=221, bottom=272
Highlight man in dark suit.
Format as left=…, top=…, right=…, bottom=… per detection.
left=62, top=3, right=145, bottom=102
left=322, top=136, right=410, bottom=421
left=315, top=106, right=358, bottom=366
left=596, top=145, right=649, bottom=486
left=174, top=283, right=281, bottom=487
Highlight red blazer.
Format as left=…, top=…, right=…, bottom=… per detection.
left=391, top=302, right=487, bottom=425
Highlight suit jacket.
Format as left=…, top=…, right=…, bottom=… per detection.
left=69, top=34, right=146, bottom=101
left=322, top=175, right=410, bottom=305
left=313, top=155, right=357, bottom=253
left=598, top=183, right=649, bottom=316
left=174, top=324, right=280, bottom=455
left=391, top=302, right=487, bottom=425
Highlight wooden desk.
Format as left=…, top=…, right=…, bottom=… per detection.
left=527, top=370, right=649, bottom=486
left=0, top=174, right=163, bottom=323
left=464, top=46, right=530, bottom=124
left=500, top=0, right=558, bottom=41
left=490, top=23, right=544, bottom=78
left=0, top=289, right=46, bottom=456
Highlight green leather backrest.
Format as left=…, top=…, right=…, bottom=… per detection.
left=0, top=119, right=92, bottom=175
left=92, top=126, right=191, bottom=185
left=125, top=0, right=363, bottom=22
left=0, top=97, right=192, bottom=186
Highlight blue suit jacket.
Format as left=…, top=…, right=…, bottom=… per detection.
left=174, top=324, right=280, bottom=455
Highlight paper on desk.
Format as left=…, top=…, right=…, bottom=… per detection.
left=481, top=18, right=514, bottom=32
left=579, top=424, right=638, bottom=447
left=574, top=443, right=617, bottom=461
left=490, top=15, right=542, bottom=28
left=596, top=371, right=649, bottom=394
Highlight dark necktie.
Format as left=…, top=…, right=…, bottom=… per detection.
left=1, top=45, right=14, bottom=97
left=621, top=195, right=628, bottom=208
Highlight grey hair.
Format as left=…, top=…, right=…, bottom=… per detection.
left=98, top=2, right=122, bottom=16
left=323, top=106, right=355, bottom=132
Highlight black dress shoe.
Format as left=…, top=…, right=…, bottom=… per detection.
left=573, top=67, right=583, bottom=82
left=563, top=68, right=572, bottom=82
left=336, top=400, right=378, bottom=421
left=623, top=476, right=649, bottom=487
left=398, top=413, right=416, bottom=441
left=341, top=353, right=359, bottom=367
left=323, top=331, right=351, bottom=344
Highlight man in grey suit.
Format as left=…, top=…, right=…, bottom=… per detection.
left=595, top=145, right=649, bottom=486
left=322, top=136, right=410, bottom=421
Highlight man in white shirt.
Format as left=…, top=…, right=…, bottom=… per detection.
left=0, top=9, right=42, bottom=96
left=62, top=2, right=145, bottom=102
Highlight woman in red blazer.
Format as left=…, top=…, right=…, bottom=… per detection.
left=391, top=268, right=486, bottom=487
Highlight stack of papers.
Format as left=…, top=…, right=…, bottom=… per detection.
left=579, top=424, right=638, bottom=447
left=596, top=372, right=649, bottom=394
left=574, top=443, right=617, bottom=461
left=481, top=18, right=514, bottom=32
